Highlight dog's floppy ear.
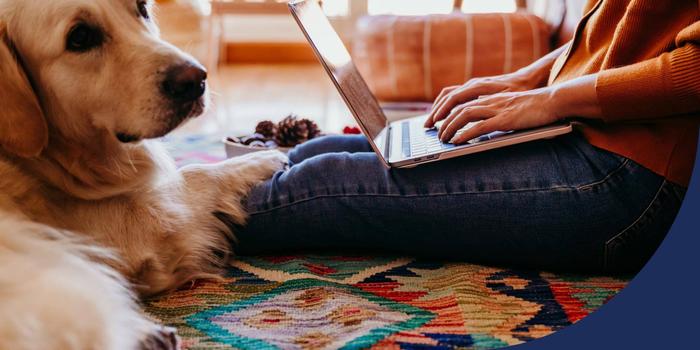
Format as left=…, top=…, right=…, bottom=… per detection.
left=0, top=23, right=47, bottom=158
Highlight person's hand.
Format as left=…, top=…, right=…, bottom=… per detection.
left=437, top=87, right=561, bottom=144
left=435, top=73, right=603, bottom=144
left=425, top=70, right=545, bottom=128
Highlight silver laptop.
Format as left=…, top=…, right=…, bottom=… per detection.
left=288, top=0, right=572, bottom=168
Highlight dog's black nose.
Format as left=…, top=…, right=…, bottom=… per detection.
left=162, top=64, right=207, bottom=102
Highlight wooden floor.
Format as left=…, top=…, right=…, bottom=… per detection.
left=175, top=64, right=355, bottom=138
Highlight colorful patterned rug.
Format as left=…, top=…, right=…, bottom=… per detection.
left=145, top=135, right=630, bottom=350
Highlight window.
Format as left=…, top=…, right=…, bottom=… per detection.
left=461, top=0, right=517, bottom=13
left=321, top=0, right=518, bottom=17
left=368, top=0, right=454, bottom=16
left=322, top=0, right=350, bottom=17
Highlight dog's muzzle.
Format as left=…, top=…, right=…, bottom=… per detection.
left=161, top=63, right=207, bottom=104
left=116, top=62, right=209, bottom=143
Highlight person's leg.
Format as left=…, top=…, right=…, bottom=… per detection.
left=237, top=133, right=686, bottom=273
left=287, top=135, right=371, bottom=165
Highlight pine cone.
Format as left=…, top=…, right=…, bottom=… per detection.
left=255, top=120, right=277, bottom=139
left=275, top=115, right=322, bottom=147
left=299, top=118, right=321, bottom=140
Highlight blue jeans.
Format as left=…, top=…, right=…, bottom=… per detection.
left=237, top=133, right=687, bottom=273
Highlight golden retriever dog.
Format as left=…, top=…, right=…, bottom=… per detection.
left=0, top=0, right=288, bottom=348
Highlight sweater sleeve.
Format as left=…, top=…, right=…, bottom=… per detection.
left=596, top=20, right=700, bottom=122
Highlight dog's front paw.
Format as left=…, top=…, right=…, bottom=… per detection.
left=247, top=150, right=289, bottom=180
left=140, top=326, right=180, bottom=350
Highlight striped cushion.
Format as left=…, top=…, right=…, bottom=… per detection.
left=353, top=13, right=552, bottom=102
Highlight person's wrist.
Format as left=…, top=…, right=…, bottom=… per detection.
left=548, top=74, right=602, bottom=120
left=547, top=84, right=569, bottom=121
left=515, top=65, right=550, bottom=90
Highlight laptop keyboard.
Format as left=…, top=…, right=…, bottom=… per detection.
left=402, top=121, right=502, bottom=158
left=401, top=121, right=461, bottom=158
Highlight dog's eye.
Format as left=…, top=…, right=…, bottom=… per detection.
left=137, top=1, right=150, bottom=19
left=66, top=24, right=103, bottom=52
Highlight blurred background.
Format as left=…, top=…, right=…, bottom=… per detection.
left=155, top=0, right=577, bottom=138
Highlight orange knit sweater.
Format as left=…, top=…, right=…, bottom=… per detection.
left=550, top=0, right=700, bottom=186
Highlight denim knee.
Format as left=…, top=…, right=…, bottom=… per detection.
left=287, top=138, right=326, bottom=165
left=288, top=135, right=371, bottom=165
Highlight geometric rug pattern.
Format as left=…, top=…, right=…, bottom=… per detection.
left=147, top=136, right=630, bottom=349
left=145, top=256, right=628, bottom=350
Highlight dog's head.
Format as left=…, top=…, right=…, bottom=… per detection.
left=0, top=0, right=207, bottom=157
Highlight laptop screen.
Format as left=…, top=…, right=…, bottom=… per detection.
left=289, top=0, right=387, bottom=141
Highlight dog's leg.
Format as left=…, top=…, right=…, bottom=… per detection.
left=181, top=149, right=289, bottom=193
left=179, top=150, right=289, bottom=216
left=164, top=150, right=288, bottom=264
left=139, top=327, right=180, bottom=350
left=0, top=217, right=178, bottom=350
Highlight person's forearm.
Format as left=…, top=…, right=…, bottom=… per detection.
left=517, top=44, right=569, bottom=88
left=550, top=73, right=603, bottom=120
left=428, top=45, right=574, bottom=129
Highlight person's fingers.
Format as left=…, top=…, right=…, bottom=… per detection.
left=438, top=107, right=495, bottom=142
left=431, top=86, right=458, bottom=109
left=425, top=86, right=459, bottom=127
left=450, top=117, right=503, bottom=144
left=437, top=96, right=493, bottom=139
left=430, top=86, right=458, bottom=114
left=428, top=83, right=491, bottom=127
left=427, top=90, right=460, bottom=126
left=438, top=101, right=475, bottom=139
left=437, top=102, right=474, bottom=140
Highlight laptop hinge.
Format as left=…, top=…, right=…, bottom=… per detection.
left=384, top=125, right=392, bottom=160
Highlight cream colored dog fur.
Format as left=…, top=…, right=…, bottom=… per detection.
left=0, top=0, right=287, bottom=349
